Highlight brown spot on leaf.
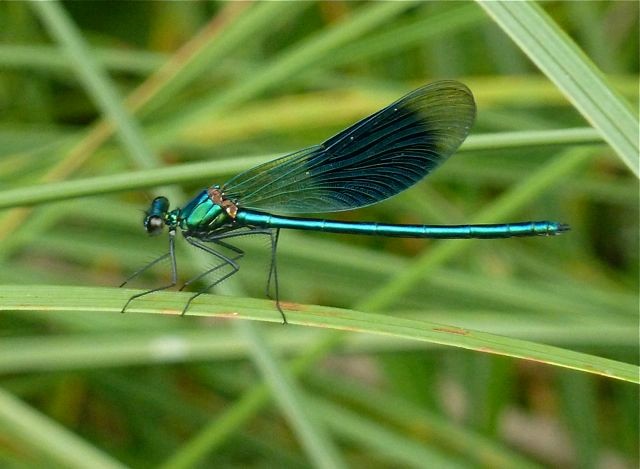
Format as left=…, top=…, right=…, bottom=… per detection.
left=478, top=347, right=496, bottom=354
left=280, top=301, right=306, bottom=311
left=433, top=327, right=469, bottom=336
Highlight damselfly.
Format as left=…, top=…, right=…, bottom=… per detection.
left=121, top=81, right=568, bottom=323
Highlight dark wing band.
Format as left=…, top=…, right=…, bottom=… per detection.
left=222, top=80, right=476, bottom=214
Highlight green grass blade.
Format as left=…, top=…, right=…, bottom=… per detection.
left=310, top=397, right=466, bottom=469
left=0, top=155, right=267, bottom=209
left=0, top=319, right=633, bottom=375
left=557, top=371, right=599, bottom=468
left=478, top=1, right=639, bottom=176
left=318, top=2, right=485, bottom=69
left=462, top=128, right=601, bottom=150
left=165, top=1, right=417, bottom=132
left=360, top=146, right=593, bottom=312
left=0, top=130, right=601, bottom=210
left=0, top=44, right=166, bottom=75
left=160, top=334, right=339, bottom=469
left=30, top=1, right=156, bottom=170
left=0, top=388, right=126, bottom=469
left=234, top=321, right=346, bottom=469
left=0, top=285, right=636, bottom=383
left=309, top=374, right=541, bottom=468
left=135, top=1, right=307, bottom=116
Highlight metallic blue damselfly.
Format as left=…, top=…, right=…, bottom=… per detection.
left=121, top=81, right=568, bottom=323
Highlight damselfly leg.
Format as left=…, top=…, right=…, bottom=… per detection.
left=264, top=229, right=283, bottom=320
left=193, top=227, right=286, bottom=324
left=181, top=236, right=241, bottom=316
left=120, top=229, right=177, bottom=313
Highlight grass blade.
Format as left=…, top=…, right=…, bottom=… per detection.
left=30, top=1, right=156, bottom=169
left=165, top=1, right=418, bottom=132
left=0, top=387, right=126, bottom=469
left=0, top=129, right=601, bottom=210
left=234, top=321, right=346, bottom=469
left=311, top=397, right=465, bottom=469
left=361, top=146, right=593, bottom=311
left=478, top=1, right=639, bottom=176
left=0, top=285, right=636, bottom=383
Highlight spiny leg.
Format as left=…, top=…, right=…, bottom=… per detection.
left=179, top=239, right=244, bottom=291
left=182, top=236, right=241, bottom=316
left=121, top=229, right=177, bottom=313
left=208, top=228, right=285, bottom=324
left=264, top=229, right=286, bottom=324
left=181, top=227, right=247, bottom=291
left=182, top=266, right=239, bottom=316
left=120, top=246, right=171, bottom=288
left=187, top=228, right=287, bottom=323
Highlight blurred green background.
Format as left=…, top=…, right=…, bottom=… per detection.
left=0, top=1, right=638, bottom=468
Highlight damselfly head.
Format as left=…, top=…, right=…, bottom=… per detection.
left=144, top=196, right=170, bottom=236
left=145, top=215, right=165, bottom=236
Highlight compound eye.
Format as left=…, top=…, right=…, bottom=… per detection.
left=145, top=215, right=164, bottom=236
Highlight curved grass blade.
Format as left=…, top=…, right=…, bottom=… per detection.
left=478, top=1, right=639, bottom=177
left=0, top=285, right=636, bottom=383
left=31, top=0, right=156, bottom=169
left=235, top=321, right=346, bottom=469
left=0, top=388, right=126, bottom=469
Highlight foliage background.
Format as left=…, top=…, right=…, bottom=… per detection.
left=0, top=1, right=638, bottom=468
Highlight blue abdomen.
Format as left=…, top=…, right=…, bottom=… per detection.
left=236, top=209, right=567, bottom=238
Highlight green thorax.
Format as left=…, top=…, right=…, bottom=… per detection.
left=177, top=189, right=231, bottom=234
